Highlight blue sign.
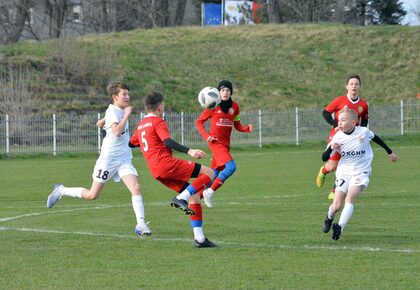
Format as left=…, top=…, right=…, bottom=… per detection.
left=203, top=3, right=222, bottom=26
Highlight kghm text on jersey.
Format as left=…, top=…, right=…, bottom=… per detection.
left=341, top=150, right=366, bottom=157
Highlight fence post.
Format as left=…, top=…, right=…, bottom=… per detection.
left=258, top=109, right=262, bottom=148
left=6, top=114, right=10, bottom=155
left=97, top=113, right=101, bottom=154
left=53, top=114, right=57, bottom=156
left=400, top=100, right=404, bottom=135
left=295, top=107, right=299, bottom=146
left=181, top=112, right=184, bottom=145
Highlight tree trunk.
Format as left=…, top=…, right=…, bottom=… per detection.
left=8, top=0, right=31, bottom=44
left=174, top=0, right=187, bottom=26
left=100, top=0, right=110, bottom=32
left=267, top=0, right=283, bottom=23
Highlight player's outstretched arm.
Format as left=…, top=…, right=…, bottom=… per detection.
left=163, top=138, right=189, bottom=154
left=372, top=135, right=397, bottom=162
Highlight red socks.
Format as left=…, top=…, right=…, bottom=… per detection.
left=210, top=176, right=224, bottom=191
left=191, top=174, right=211, bottom=193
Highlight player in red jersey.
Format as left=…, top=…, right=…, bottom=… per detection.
left=196, top=80, right=253, bottom=208
left=129, top=92, right=217, bottom=248
left=316, top=75, right=369, bottom=200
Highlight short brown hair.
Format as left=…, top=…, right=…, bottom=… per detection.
left=144, top=92, right=164, bottom=112
left=107, top=81, right=130, bottom=102
left=346, top=74, right=361, bottom=86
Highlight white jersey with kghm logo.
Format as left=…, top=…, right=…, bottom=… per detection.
left=329, top=126, right=375, bottom=176
left=99, top=104, right=132, bottom=160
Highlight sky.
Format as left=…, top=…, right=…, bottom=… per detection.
left=401, top=0, right=420, bottom=25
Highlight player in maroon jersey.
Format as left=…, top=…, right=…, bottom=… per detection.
left=129, top=92, right=217, bottom=248
left=316, top=75, right=369, bottom=200
left=196, top=80, right=253, bottom=208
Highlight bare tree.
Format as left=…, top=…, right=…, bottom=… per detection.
left=141, top=0, right=169, bottom=28
left=333, top=0, right=346, bottom=23
left=267, top=0, right=283, bottom=23
left=42, top=0, right=69, bottom=38
left=0, top=0, right=34, bottom=45
left=174, top=0, right=187, bottom=26
left=0, top=64, right=38, bottom=116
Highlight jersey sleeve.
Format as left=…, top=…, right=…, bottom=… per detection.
left=361, top=103, right=369, bottom=122
left=366, top=129, right=375, bottom=140
left=196, top=109, right=212, bottom=140
left=155, top=119, right=171, bottom=141
left=233, top=103, right=251, bottom=132
left=324, top=97, right=341, bottom=113
left=105, top=108, right=119, bottom=127
left=129, top=132, right=140, bottom=147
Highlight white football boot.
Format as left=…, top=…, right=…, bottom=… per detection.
left=47, top=184, right=64, bottom=208
left=202, top=188, right=214, bottom=208
left=135, top=223, right=152, bottom=236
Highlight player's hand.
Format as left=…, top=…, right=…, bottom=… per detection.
left=188, top=149, right=206, bottom=159
left=124, top=106, right=132, bottom=116
left=389, top=152, right=397, bottom=162
left=334, top=126, right=341, bottom=132
left=248, top=124, right=253, bottom=132
left=207, top=136, right=218, bottom=143
left=96, top=118, right=105, bottom=128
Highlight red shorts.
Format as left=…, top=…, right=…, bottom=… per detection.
left=155, top=159, right=195, bottom=192
left=328, top=129, right=341, bottom=161
left=209, top=143, right=233, bottom=170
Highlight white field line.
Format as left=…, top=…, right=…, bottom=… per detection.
left=0, top=204, right=129, bottom=222
left=0, top=225, right=418, bottom=254
left=0, top=188, right=415, bottom=213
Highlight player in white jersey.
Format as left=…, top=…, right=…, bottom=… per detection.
left=321, top=108, right=397, bottom=241
left=47, top=81, right=152, bottom=236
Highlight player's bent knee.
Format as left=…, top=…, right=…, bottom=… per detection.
left=202, top=166, right=216, bottom=180
left=219, top=160, right=236, bottom=180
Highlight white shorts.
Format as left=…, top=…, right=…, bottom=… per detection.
left=334, top=172, right=370, bottom=194
left=92, top=158, right=138, bottom=184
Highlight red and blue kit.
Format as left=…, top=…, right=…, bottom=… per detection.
left=196, top=101, right=251, bottom=169
left=130, top=114, right=195, bottom=192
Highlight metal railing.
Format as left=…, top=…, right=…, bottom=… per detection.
left=1, top=100, right=419, bottom=155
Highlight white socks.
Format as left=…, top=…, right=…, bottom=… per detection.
left=176, top=190, right=191, bottom=201
left=327, top=204, right=336, bottom=220
left=61, top=186, right=83, bottom=198
left=338, top=203, right=354, bottom=231
left=132, top=195, right=146, bottom=226
left=193, top=227, right=205, bottom=243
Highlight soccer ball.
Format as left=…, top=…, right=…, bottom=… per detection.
left=198, top=87, right=221, bottom=109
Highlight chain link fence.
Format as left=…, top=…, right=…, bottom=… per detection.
left=1, top=100, right=419, bottom=156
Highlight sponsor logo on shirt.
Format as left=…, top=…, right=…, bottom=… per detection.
left=216, top=118, right=233, bottom=127
left=341, top=150, right=366, bottom=157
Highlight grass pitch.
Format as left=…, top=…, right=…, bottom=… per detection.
left=0, top=140, right=419, bottom=289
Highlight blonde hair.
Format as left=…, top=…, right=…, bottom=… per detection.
left=338, top=108, right=358, bottom=121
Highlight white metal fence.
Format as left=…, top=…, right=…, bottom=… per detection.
left=1, top=100, right=419, bottom=155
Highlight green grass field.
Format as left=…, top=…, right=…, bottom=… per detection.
left=1, top=140, right=419, bottom=289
